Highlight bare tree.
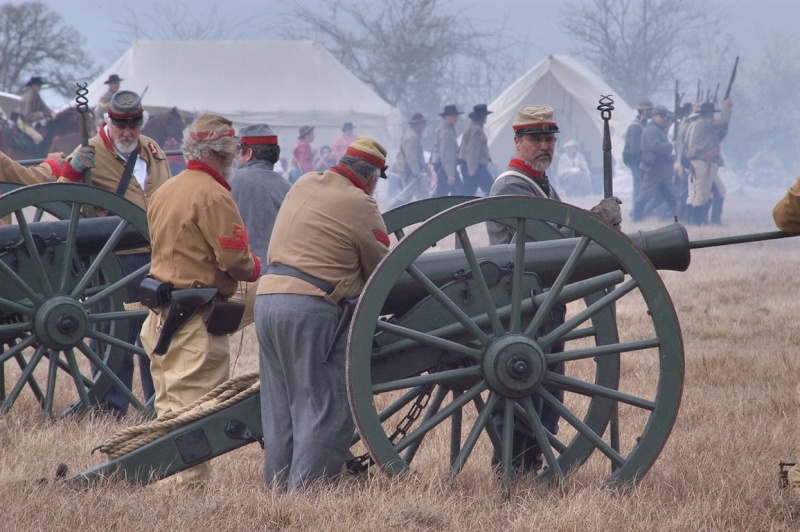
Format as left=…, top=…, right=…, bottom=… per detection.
left=0, top=2, right=96, bottom=98
left=278, top=0, right=517, bottom=120
left=113, top=1, right=244, bottom=43
left=560, top=0, right=730, bottom=104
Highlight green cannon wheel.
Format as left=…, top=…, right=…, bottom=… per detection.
left=0, top=183, right=152, bottom=418
left=347, top=196, right=683, bottom=494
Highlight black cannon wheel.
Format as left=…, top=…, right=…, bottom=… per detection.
left=0, top=183, right=152, bottom=418
left=347, top=196, right=683, bottom=495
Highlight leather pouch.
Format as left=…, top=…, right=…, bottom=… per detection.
left=202, top=299, right=245, bottom=335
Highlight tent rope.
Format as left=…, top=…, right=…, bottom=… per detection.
left=95, top=371, right=260, bottom=459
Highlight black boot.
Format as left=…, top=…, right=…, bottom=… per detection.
left=710, top=196, right=724, bottom=225
left=691, top=201, right=712, bottom=225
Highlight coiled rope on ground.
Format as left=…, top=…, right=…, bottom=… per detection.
left=95, top=371, right=260, bottom=459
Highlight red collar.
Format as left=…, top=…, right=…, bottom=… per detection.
left=508, top=158, right=545, bottom=179
left=187, top=160, right=230, bottom=191
left=99, top=124, right=142, bottom=157
left=331, top=164, right=370, bottom=194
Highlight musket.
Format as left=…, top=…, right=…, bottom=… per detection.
left=713, top=83, right=720, bottom=105
left=696, top=80, right=701, bottom=102
left=673, top=80, right=680, bottom=142
left=724, top=57, right=739, bottom=100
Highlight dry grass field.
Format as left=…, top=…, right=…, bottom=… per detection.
left=2, top=186, right=800, bottom=531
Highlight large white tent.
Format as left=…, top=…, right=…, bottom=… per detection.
left=86, top=40, right=403, bottom=152
left=485, top=55, right=637, bottom=195
left=0, top=91, right=20, bottom=119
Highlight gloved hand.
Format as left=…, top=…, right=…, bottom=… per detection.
left=590, top=196, right=623, bottom=230
left=69, top=146, right=96, bottom=173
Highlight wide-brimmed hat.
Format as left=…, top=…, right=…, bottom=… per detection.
left=104, top=74, right=123, bottom=85
left=468, top=104, right=492, bottom=120
left=298, top=125, right=315, bottom=139
left=512, top=105, right=559, bottom=135
left=107, top=90, right=144, bottom=126
left=408, top=112, right=426, bottom=125
left=239, top=123, right=278, bottom=145
left=698, top=102, right=720, bottom=115
left=438, top=104, right=462, bottom=117
left=342, top=121, right=355, bottom=131
left=25, top=76, right=46, bottom=87
left=188, top=113, right=235, bottom=141
left=345, top=136, right=389, bottom=179
left=636, top=99, right=654, bottom=111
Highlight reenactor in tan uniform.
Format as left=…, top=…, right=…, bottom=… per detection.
left=391, top=112, right=429, bottom=207
left=140, top=113, right=261, bottom=488
left=684, top=99, right=733, bottom=224
left=16, top=76, right=55, bottom=145
left=256, top=136, right=390, bottom=491
left=430, top=104, right=462, bottom=197
left=773, top=181, right=800, bottom=497
left=59, top=90, right=172, bottom=417
left=458, top=103, right=494, bottom=196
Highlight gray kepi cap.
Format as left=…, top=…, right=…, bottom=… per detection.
left=107, top=90, right=144, bottom=126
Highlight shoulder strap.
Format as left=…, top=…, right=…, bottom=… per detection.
left=497, top=169, right=549, bottom=198
left=115, top=150, right=139, bottom=196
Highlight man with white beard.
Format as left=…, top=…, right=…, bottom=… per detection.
left=59, top=89, right=171, bottom=417
left=140, top=113, right=260, bottom=489
left=486, top=105, right=622, bottom=477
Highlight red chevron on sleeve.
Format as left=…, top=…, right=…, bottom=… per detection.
left=373, top=229, right=390, bottom=246
left=218, top=223, right=249, bottom=251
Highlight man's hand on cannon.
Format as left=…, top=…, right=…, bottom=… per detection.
left=590, top=196, right=623, bottom=230
left=69, top=146, right=96, bottom=173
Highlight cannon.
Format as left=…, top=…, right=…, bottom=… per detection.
left=0, top=183, right=789, bottom=496
left=0, top=183, right=152, bottom=417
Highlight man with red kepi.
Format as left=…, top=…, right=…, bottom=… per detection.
left=256, top=135, right=390, bottom=491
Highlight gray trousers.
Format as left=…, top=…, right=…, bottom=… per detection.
left=256, top=293, right=354, bottom=491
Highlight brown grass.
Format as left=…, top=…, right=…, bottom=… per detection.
left=3, top=187, right=800, bottom=531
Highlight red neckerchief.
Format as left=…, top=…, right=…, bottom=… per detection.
left=508, top=158, right=550, bottom=194
left=187, top=160, right=230, bottom=191
left=331, top=164, right=370, bottom=195
left=99, top=124, right=142, bottom=158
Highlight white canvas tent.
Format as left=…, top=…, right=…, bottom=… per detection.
left=86, top=40, right=403, bottom=152
left=0, top=91, right=20, bottom=119
left=485, top=55, right=637, bottom=195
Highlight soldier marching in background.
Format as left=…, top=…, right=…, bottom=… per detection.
left=458, top=103, right=494, bottom=196
left=430, top=104, right=462, bottom=197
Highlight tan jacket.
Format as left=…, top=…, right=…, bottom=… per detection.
left=147, top=162, right=260, bottom=297
left=17, top=88, right=53, bottom=124
left=258, top=167, right=389, bottom=304
left=59, top=125, right=171, bottom=211
left=0, top=152, right=59, bottom=185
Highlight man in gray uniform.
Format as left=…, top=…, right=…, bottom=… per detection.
left=631, top=105, right=676, bottom=222
left=231, top=124, right=291, bottom=328
left=430, top=104, right=462, bottom=197
left=488, top=105, right=621, bottom=475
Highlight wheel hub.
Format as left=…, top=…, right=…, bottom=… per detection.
left=483, top=334, right=546, bottom=398
left=33, top=296, right=88, bottom=350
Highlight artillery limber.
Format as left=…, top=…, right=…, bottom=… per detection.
left=0, top=182, right=790, bottom=496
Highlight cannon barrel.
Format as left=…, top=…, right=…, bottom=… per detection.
left=0, top=215, right=149, bottom=258
left=383, top=222, right=690, bottom=315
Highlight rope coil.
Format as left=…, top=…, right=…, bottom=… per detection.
left=94, top=371, right=260, bottom=459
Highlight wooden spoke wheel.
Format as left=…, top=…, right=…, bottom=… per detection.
left=347, top=196, right=683, bottom=495
left=0, top=183, right=152, bottom=418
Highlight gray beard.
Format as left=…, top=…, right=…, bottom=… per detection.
left=113, top=139, right=137, bottom=157
left=531, top=158, right=552, bottom=173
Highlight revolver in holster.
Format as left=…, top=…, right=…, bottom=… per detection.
left=146, top=285, right=219, bottom=356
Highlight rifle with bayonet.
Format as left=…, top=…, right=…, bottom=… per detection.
left=724, top=57, right=739, bottom=100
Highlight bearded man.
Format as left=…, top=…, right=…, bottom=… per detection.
left=140, top=113, right=261, bottom=488
left=486, top=105, right=621, bottom=476
left=59, top=89, right=171, bottom=418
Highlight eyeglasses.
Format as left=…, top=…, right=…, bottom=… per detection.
left=523, top=135, right=557, bottom=146
left=236, top=143, right=248, bottom=152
